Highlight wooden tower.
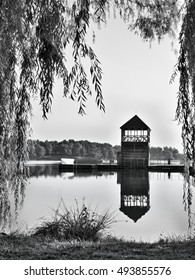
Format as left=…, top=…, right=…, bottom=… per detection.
left=120, top=115, right=151, bottom=168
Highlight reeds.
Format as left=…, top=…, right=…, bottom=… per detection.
left=33, top=199, right=114, bottom=241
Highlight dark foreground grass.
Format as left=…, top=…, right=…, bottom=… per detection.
left=32, top=199, right=114, bottom=241
left=0, top=234, right=195, bottom=260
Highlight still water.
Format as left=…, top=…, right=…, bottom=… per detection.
left=18, top=164, right=195, bottom=242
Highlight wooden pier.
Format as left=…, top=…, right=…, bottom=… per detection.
left=59, top=163, right=121, bottom=172
left=59, top=163, right=187, bottom=173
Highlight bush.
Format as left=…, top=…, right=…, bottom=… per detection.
left=33, top=199, right=114, bottom=241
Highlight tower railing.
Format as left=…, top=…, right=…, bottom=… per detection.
left=122, top=135, right=149, bottom=142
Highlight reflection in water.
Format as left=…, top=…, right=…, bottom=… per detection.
left=29, top=165, right=59, bottom=178
left=0, top=164, right=195, bottom=238
left=61, top=171, right=115, bottom=179
left=118, top=170, right=150, bottom=223
left=29, top=165, right=114, bottom=179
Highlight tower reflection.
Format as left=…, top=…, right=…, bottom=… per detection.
left=118, top=169, right=150, bottom=222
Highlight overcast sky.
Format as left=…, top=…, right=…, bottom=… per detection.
left=30, top=16, right=183, bottom=152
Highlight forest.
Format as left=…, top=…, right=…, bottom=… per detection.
left=28, top=139, right=183, bottom=162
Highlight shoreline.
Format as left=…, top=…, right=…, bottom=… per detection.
left=26, top=160, right=61, bottom=166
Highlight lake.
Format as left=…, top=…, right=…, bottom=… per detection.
left=12, top=164, right=194, bottom=242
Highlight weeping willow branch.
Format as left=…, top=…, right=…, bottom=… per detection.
left=0, top=0, right=193, bottom=230
left=174, top=0, right=195, bottom=164
left=0, top=0, right=108, bottom=229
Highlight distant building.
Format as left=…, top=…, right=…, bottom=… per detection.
left=119, top=115, right=151, bottom=168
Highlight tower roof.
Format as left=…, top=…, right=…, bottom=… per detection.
left=120, top=115, right=150, bottom=130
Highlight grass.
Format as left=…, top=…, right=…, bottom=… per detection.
left=0, top=200, right=195, bottom=260
left=0, top=234, right=195, bottom=260
left=32, top=199, right=114, bottom=241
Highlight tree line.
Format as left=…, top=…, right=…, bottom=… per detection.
left=28, top=139, right=120, bottom=160
left=28, top=139, right=183, bottom=162
left=150, top=146, right=183, bottom=162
